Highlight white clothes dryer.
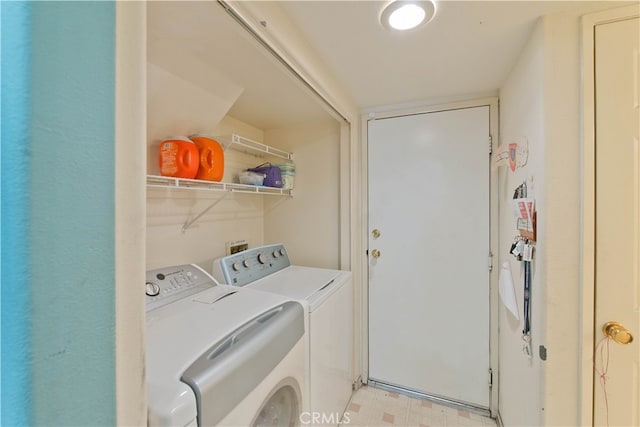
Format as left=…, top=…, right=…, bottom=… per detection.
left=145, top=264, right=308, bottom=426
left=212, top=244, right=353, bottom=426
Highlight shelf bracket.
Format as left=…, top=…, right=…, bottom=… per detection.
left=220, top=134, right=236, bottom=152
left=182, top=191, right=232, bottom=233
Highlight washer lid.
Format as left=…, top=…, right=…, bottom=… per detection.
left=248, top=266, right=352, bottom=310
left=146, top=286, right=294, bottom=427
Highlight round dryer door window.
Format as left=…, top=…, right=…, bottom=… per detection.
left=253, top=384, right=299, bottom=427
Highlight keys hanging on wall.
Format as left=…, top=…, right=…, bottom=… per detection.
left=510, top=181, right=536, bottom=359
left=509, top=234, right=535, bottom=358
left=513, top=181, right=527, bottom=199
left=510, top=236, right=535, bottom=262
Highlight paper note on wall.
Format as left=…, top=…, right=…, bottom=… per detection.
left=492, top=136, right=529, bottom=171
left=512, top=198, right=535, bottom=233
left=499, top=262, right=519, bottom=320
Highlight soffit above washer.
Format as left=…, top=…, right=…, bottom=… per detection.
left=147, top=1, right=334, bottom=130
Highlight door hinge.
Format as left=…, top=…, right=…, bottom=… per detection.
left=489, top=135, right=493, bottom=155
left=488, top=251, right=493, bottom=272
left=489, top=368, right=493, bottom=387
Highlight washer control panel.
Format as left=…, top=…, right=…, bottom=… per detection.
left=212, top=243, right=291, bottom=286
left=145, top=264, right=214, bottom=311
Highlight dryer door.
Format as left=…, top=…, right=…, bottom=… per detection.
left=253, top=379, right=302, bottom=427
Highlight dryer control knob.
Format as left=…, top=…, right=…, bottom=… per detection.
left=145, top=281, right=160, bottom=297
left=273, top=251, right=280, bottom=258
left=258, top=253, right=267, bottom=264
left=243, top=260, right=250, bottom=268
left=279, top=249, right=286, bottom=256
left=232, top=262, right=241, bottom=271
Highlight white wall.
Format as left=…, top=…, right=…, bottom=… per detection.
left=498, top=12, right=583, bottom=426
left=498, top=20, right=545, bottom=426
left=264, top=119, right=342, bottom=269
left=539, top=13, right=582, bottom=426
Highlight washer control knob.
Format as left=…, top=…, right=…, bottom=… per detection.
left=232, top=262, right=241, bottom=271
left=258, top=253, right=267, bottom=264
left=273, top=250, right=280, bottom=258
left=243, top=260, right=250, bottom=268
left=279, top=248, right=286, bottom=256
left=145, top=281, right=160, bottom=297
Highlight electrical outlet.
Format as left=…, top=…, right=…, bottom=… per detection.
left=226, top=240, right=248, bottom=255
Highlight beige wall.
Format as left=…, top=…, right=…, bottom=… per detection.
left=265, top=120, right=342, bottom=269
left=498, top=12, right=583, bottom=426
left=539, top=13, right=583, bottom=426
left=498, top=19, right=545, bottom=426
left=115, top=2, right=147, bottom=425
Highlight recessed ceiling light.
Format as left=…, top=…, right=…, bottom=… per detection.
left=380, top=1, right=436, bottom=31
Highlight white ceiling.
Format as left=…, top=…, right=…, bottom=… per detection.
left=148, top=1, right=632, bottom=130
left=278, top=0, right=631, bottom=109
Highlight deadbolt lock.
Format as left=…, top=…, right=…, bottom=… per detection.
left=372, top=229, right=381, bottom=239
left=371, top=249, right=381, bottom=259
left=602, top=321, right=634, bottom=345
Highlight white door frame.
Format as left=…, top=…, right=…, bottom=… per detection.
left=359, top=97, right=500, bottom=415
left=580, top=5, right=640, bottom=425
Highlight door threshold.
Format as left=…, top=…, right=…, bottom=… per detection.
left=367, top=379, right=491, bottom=418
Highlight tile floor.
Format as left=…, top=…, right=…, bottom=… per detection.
left=341, top=386, right=497, bottom=427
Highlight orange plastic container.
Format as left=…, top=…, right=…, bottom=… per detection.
left=189, top=135, right=225, bottom=182
left=158, top=137, right=199, bottom=179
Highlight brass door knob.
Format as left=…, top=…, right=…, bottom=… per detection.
left=602, top=321, right=634, bottom=344
left=371, top=249, right=381, bottom=259
left=372, top=229, right=381, bottom=239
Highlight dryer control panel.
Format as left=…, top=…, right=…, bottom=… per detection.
left=145, top=264, right=214, bottom=311
left=212, top=243, right=291, bottom=287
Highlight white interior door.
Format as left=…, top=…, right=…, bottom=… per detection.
left=593, top=16, right=640, bottom=427
left=368, top=106, right=490, bottom=408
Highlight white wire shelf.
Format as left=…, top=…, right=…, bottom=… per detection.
left=147, top=175, right=293, bottom=196
left=148, top=134, right=293, bottom=231
left=217, top=134, right=293, bottom=161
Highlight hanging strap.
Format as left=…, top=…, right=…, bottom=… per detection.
left=523, top=260, right=531, bottom=335
left=249, top=162, right=272, bottom=170
left=522, top=259, right=532, bottom=357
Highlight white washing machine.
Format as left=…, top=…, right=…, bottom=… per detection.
left=145, top=264, right=308, bottom=426
left=212, top=244, right=353, bottom=426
